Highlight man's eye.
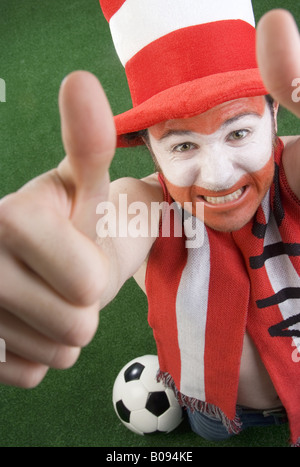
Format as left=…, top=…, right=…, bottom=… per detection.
left=228, top=129, right=249, bottom=141
left=172, top=142, right=196, bottom=152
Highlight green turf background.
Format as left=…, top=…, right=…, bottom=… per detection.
left=0, top=0, right=299, bottom=448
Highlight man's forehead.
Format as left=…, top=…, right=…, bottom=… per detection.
left=149, top=96, right=266, bottom=140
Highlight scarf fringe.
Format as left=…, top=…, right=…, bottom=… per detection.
left=291, top=437, right=300, bottom=447
left=157, top=370, right=242, bottom=435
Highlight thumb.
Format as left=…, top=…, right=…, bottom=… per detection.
left=256, top=9, right=300, bottom=118
left=58, top=71, right=116, bottom=235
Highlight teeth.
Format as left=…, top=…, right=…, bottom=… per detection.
left=204, top=188, right=244, bottom=205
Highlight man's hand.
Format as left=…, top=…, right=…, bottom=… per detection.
left=0, top=71, right=116, bottom=387
left=257, top=9, right=300, bottom=119
left=257, top=9, right=300, bottom=200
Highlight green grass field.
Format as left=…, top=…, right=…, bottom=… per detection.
left=0, top=0, right=299, bottom=448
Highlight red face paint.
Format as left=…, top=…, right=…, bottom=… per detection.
left=149, top=96, right=275, bottom=231
left=164, top=155, right=274, bottom=232
left=150, top=96, right=266, bottom=139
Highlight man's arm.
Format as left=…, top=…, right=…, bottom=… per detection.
left=257, top=9, right=300, bottom=199
left=0, top=71, right=157, bottom=388
left=97, top=175, right=163, bottom=308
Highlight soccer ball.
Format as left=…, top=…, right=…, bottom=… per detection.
left=112, top=355, right=183, bottom=435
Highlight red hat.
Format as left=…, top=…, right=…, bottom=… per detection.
left=99, top=0, right=267, bottom=147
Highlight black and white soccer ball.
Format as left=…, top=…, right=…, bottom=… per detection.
left=112, top=355, right=183, bottom=435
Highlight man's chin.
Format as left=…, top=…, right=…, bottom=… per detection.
left=193, top=186, right=270, bottom=233
left=205, top=221, right=249, bottom=233
left=196, top=207, right=258, bottom=233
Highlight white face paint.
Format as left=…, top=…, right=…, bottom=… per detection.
left=148, top=98, right=273, bottom=192
left=147, top=97, right=276, bottom=232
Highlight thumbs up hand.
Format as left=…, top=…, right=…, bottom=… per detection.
left=256, top=9, right=300, bottom=200
left=58, top=71, right=116, bottom=236
left=0, top=71, right=117, bottom=387
left=257, top=9, right=300, bottom=118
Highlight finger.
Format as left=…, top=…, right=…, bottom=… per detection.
left=0, top=351, right=48, bottom=388
left=256, top=9, right=300, bottom=117
left=58, top=71, right=116, bottom=236
left=59, top=70, right=116, bottom=179
left=0, top=307, right=80, bottom=369
left=0, top=248, right=100, bottom=348
left=1, top=192, right=109, bottom=307
left=58, top=70, right=116, bottom=200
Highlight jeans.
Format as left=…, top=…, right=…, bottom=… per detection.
left=187, top=406, right=287, bottom=442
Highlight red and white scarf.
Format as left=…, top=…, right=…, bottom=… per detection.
left=146, top=139, right=300, bottom=445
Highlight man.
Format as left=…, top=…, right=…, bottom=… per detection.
left=0, top=1, right=299, bottom=444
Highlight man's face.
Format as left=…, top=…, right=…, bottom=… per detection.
left=148, top=96, right=276, bottom=232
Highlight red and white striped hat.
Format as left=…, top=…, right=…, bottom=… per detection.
left=99, top=0, right=267, bottom=146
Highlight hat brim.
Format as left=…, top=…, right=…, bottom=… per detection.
left=115, top=68, right=267, bottom=147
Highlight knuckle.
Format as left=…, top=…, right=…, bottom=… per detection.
left=49, top=345, right=81, bottom=370
left=0, top=195, right=18, bottom=241
left=71, top=279, right=101, bottom=308
left=69, top=269, right=104, bottom=307
left=17, top=363, right=49, bottom=389
left=0, top=193, right=37, bottom=250
left=68, top=249, right=109, bottom=308
left=61, top=309, right=99, bottom=348
left=0, top=193, right=47, bottom=248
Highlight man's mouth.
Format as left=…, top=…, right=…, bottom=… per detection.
left=202, top=187, right=246, bottom=205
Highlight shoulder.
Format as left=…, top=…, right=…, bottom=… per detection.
left=281, top=135, right=300, bottom=149
left=280, top=135, right=300, bottom=200
left=108, top=174, right=164, bottom=294
left=109, top=173, right=164, bottom=205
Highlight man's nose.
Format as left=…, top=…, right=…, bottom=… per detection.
left=198, top=152, right=236, bottom=191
